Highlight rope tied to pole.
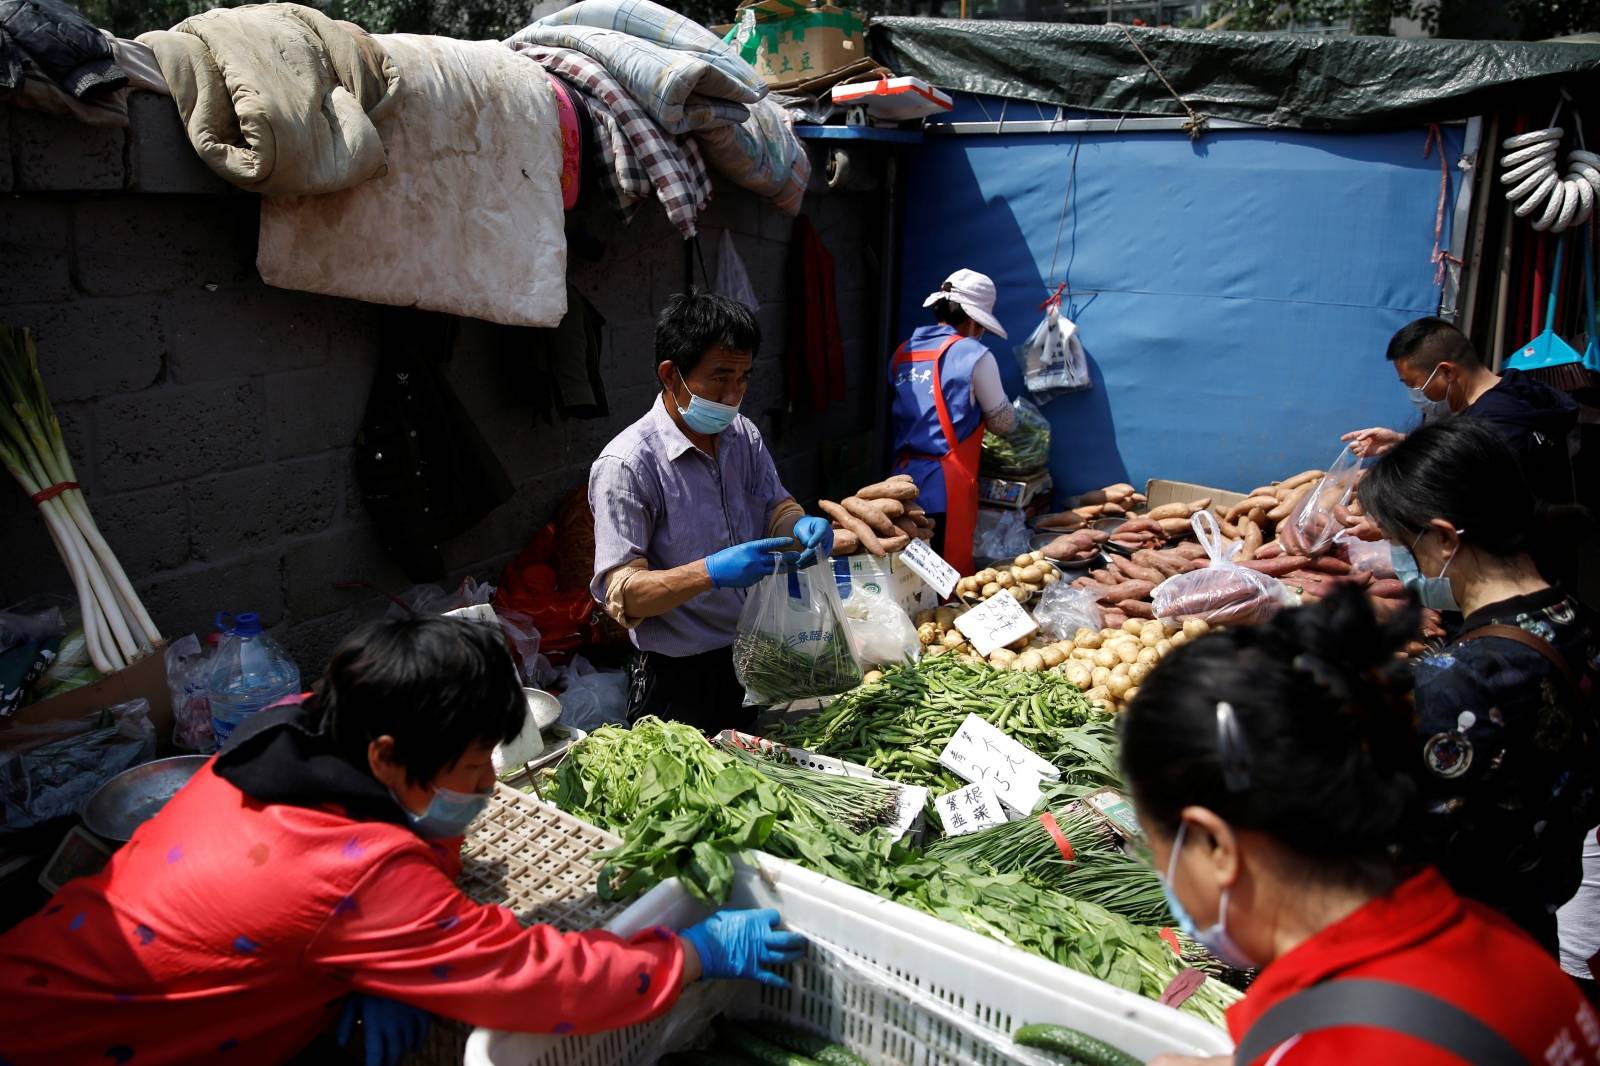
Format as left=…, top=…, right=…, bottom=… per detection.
left=1116, top=23, right=1208, bottom=141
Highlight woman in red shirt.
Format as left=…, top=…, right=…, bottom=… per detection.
left=0, top=617, right=803, bottom=1065
left=1121, top=589, right=1600, bottom=1066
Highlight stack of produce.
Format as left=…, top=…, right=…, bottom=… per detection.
left=1033, top=482, right=1146, bottom=527
left=951, top=551, right=1061, bottom=604
left=820, top=475, right=935, bottom=557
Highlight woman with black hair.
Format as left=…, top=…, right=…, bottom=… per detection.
left=1357, top=417, right=1600, bottom=953
left=0, top=617, right=804, bottom=1065
left=1125, top=591, right=1599, bottom=1066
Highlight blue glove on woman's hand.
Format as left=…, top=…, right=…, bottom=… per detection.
left=791, top=516, right=834, bottom=568
left=337, top=993, right=432, bottom=1066
left=705, top=538, right=800, bottom=589
left=681, top=907, right=808, bottom=987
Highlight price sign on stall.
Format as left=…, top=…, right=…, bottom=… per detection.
left=898, top=537, right=960, bottom=599
left=933, top=782, right=1008, bottom=837
left=938, top=713, right=1058, bottom=815
left=953, top=590, right=1038, bottom=657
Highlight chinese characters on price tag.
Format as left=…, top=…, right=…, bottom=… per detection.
left=937, top=713, right=1058, bottom=815
left=933, top=782, right=1007, bottom=837
left=898, top=537, right=960, bottom=599
left=953, top=591, right=1039, bottom=658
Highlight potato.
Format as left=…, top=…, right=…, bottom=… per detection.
left=977, top=568, right=999, bottom=584
left=1113, top=641, right=1141, bottom=664
left=863, top=669, right=885, bottom=685
left=1138, top=628, right=1163, bottom=648
left=1170, top=631, right=1189, bottom=648
left=1031, top=550, right=1046, bottom=563
left=925, top=644, right=949, bottom=657
left=1155, top=639, right=1173, bottom=656
left=917, top=622, right=939, bottom=645
left=1091, top=666, right=1112, bottom=687
left=1012, top=553, right=1032, bottom=568
left=1092, top=648, right=1118, bottom=669
left=1084, top=685, right=1111, bottom=705
left=1141, top=621, right=1165, bottom=642
left=1136, top=647, right=1160, bottom=667
left=1056, top=641, right=1076, bottom=657
left=989, top=648, right=1018, bottom=667
left=935, top=606, right=962, bottom=627
left=1111, top=661, right=1131, bottom=678
left=1183, top=618, right=1210, bottom=639
left=1041, top=569, right=1060, bottom=584
left=942, top=629, right=967, bottom=648
left=1018, top=582, right=1040, bottom=596
left=1017, top=650, right=1045, bottom=673
left=915, top=609, right=935, bottom=627
left=1122, top=618, right=1144, bottom=634
left=1074, top=627, right=1096, bottom=643
left=995, top=571, right=1016, bottom=589
left=1124, top=686, right=1139, bottom=702
left=1106, top=674, right=1133, bottom=699
left=1100, top=628, right=1121, bottom=640
left=1128, top=662, right=1151, bottom=684
left=1016, top=564, right=1043, bottom=584
left=957, top=576, right=979, bottom=595
left=1010, top=634, right=1033, bottom=652
left=982, top=582, right=1001, bottom=598
left=1064, top=661, right=1092, bottom=688
left=1076, top=630, right=1103, bottom=650
left=1039, top=646, right=1065, bottom=668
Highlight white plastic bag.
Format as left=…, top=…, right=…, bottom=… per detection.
left=165, top=634, right=215, bottom=753
left=1014, top=301, right=1090, bottom=401
left=974, top=508, right=1032, bottom=563
left=557, top=670, right=629, bottom=732
left=732, top=563, right=863, bottom=705
left=1282, top=446, right=1368, bottom=557
left=714, top=231, right=759, bottom=311
left=1033, top=582, right=1105, bottom=641
left=840, top=585, right=920, bottom=668
left=1153, top=512, right=1293, bottom=626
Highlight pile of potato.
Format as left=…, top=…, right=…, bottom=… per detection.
left=909, top=607, right=1208, bottom=712
left=953, top=551, right=1061, bottom=603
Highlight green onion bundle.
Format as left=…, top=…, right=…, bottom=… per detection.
left=731, top=628, right=861, bottom=705
left=0, top=326, right=161, bottom=672
left=927, top=805, right=1116, bottom=871
left=722, top=743, right=903, bottom=834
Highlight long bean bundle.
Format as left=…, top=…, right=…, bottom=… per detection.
left=0, top=326, right=161, bottom=672
left=732, top=629, right=861, bottom=705
left=768, top=657, right=1105, bottom=795
left=721, top=744, right=903, bottom=834
left=927, top=805, right=1117, bottom=872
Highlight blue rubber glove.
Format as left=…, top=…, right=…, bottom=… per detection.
left=705, top=537, right=800, bottom=589
left=336, top=993, right=432, bottom=1066
left=791, top=515, right=834, bottom=569
left=681, top=907, right=808, bottom=987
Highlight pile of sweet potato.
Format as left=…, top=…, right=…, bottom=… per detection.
left=820, top=475, right=936, bottom=556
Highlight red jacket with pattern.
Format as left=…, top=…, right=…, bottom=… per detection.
left=0, top=763, right=684, bottom=1065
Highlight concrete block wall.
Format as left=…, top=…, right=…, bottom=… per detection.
left=0, top=94, right=891, bottom=672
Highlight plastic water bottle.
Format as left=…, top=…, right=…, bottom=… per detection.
left=207, top=611, right=300, bottom=751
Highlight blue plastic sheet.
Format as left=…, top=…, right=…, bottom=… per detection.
left=896, top=122, right=1464, bottom=499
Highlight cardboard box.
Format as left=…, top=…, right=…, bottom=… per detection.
left=723, top=0, right=867, bottom=90
left=1143, top=478, right=1248, bottom=512
left=0, top=646, right=172, bottom=746
left=832, top=551, right=931, bottom=616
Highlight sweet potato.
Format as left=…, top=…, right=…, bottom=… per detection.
left=893, top=517, right=920, bottom=540
left=832, top=528, right=859, bottom=555
left=1239, top=555, right=1310, bottom=576
left=856, top=478, right=919, bottom=502
left=1157, top=517, right=1194, bottom=536
left=1074, top=504, right=1106, bottom=519
left=1306, top=556, right=1353, bottom=575
left=1101, top=609, right=1129, bottom=630
left=1267, top=482, right=1314, bottom=524
left=1117, top=517, right=1163, bottom=535
left=1146, top=502, right=1193, bottom=522
left=1133, top=549, right=1186, bottom=579
left=843, top=496, right=899, bottom=536
left=1043, top=532, right=1099, bottom=560
left=1114, top=557, right=1165, bottom=584
left=1237, top=516, right=1264, bottom=561
left=1186, top=498, right=1212, bottom=513
left=878, top=531, right=912, bottom=553
left=1034, top=511, right=1087, bottom=532
left=820, top=499, right=884, bottom=556
left=1101, top=502, right=1127, bottom=517
left=1277, top=469, right=1324, bottom=493
left=1226, top=495, right=1281, bottom=524
left=1091, top=579, right=1156, bottom=605
left=1256, top=541, right=1285, bottom=560
left=1169, top=542, right=1210, bottom=560
left=1119, top=599, right=1156, bottom=619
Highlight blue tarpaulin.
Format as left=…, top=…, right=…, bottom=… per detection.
left=895, top=119, right=1465, bottom=499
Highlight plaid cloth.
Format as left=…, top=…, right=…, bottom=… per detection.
left=505, top=0, right=762, bottom=135
left=516, top=44, right=710, bottom=238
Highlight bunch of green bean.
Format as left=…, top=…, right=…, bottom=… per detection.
left=981, top=405, right=1050, bottom=475
left=767, top=657, right=1105, bottom=794
left=732, top=629, right=862, bottom=705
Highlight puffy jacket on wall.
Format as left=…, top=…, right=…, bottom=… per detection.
left=0, top=0, right=126, bottom=98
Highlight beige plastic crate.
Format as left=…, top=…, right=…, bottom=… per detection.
left=402, top=784, right=629, bottom=1066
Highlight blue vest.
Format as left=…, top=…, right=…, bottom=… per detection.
left=888, top=324, right=988, bottom=513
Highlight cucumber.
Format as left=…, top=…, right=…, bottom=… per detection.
left=714, top=1025, right=827, bottom=1066
left=1013, top=1023, right=1141, bottom=1066
left=760, top=1022, right=870, bottom=1066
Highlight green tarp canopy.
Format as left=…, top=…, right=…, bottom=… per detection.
left=868, top=19, right=1600, bottom=130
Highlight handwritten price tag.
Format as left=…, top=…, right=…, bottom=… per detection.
left=898, top=538, right=960, bottom=599
left=953, top=590, right=1038, bottom=657
left=938, top=713, right=1058, bottom=815
left=933, top=782, right=1007, bottom=836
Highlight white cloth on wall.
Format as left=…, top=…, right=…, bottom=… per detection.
left=256, top=33, right=568, bottom=329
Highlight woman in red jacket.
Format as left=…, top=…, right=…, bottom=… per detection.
left=0, top=617, right=803, bottom=1065
left=1123, top=590, right=1600, bottom=1066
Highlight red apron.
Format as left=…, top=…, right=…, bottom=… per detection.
left=891, top=335, right=984, bottom=574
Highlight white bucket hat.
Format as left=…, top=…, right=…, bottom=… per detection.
left=922, top=268, right=1007, bottom=340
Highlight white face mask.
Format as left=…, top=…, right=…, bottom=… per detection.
left=1406, top=364, right=1453, bottom=423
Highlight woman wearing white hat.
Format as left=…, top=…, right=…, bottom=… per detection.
left=887, top=268, right=1018, bottom=573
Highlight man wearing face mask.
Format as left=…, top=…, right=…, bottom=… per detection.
left=589, top=291, right=832, bottom=733
left=1343, top=317, right=1578, bottom=507
left=0, top=617, right=807, bottom=1064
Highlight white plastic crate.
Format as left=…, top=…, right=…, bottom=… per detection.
left=466, top=852, right=1233, bottom=1066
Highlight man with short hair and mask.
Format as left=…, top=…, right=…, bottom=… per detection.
left=1342, top=316, right=1578, bottom=507
left=588, top=291, right=832, bottom=733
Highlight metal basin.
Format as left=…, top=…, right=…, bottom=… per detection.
left=82, top=754, right=208, bottom=842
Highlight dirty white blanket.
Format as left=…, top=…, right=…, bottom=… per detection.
left=257, top=33, right=567, bottom=328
